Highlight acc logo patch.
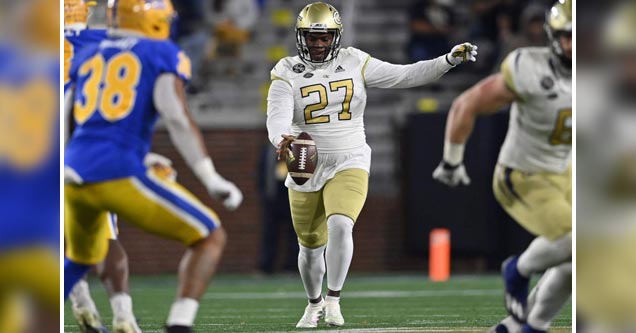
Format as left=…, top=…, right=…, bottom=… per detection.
left=293, top=63, right=306, bottom=73
left=541, top=76, right=554, bottom=90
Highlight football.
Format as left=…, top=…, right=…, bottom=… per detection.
left=286, top=132, right=318, bottom=185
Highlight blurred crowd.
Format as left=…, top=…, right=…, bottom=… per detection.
left=407, top=0, right=554, bottom=72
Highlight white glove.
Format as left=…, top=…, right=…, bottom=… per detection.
left=144, top=152, right=177, bottom=181
left=207, top=174, right=243, bottom=211
left=193, top=157, right=243, bottom=210
left=446, top=43, right=478, bottom=66
left=432, top=161, right=471, bottom=187
left=144, top=152, right=173, bottom=168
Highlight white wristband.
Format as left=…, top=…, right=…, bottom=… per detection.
left=443, top=141, right=465, bottom=166
left=192, top=157, right=222, bottom=190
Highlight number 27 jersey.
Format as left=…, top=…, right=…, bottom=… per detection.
left=65, top=36, right=191, bottom=183
left=270, top=47, right=370, bottom=153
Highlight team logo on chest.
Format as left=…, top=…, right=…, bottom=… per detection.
left=540, top=76, right=554, bottom=90
left=292, top=63, right=306, bottom=73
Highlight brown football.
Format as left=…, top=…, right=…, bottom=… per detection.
left=286, top=132, right=318, bottom=185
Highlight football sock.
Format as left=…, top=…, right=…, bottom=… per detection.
left=326, top=214, right=354, bottom=292
left=166, top=298, right=199, bottom=327
left=526, top=262, right=572, bottom=331
left=298, top=244, right=326, bottom=300
left=325, top=295, right=340, bottom=304
left=69, top=279, right=99, bottom=314
left=110, top=292, right=135, bottom=322
left=64, top=258, right=91, bottom=299
left=517, top=233, right=571, bottom=277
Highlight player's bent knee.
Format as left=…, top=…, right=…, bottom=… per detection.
left=554, top=232, right=572, bottom=259
left=297, top=231, right=327, bottom=249
left=327, top=215, right=354, bottom=236
left=198, top=227, right=227, bottom=251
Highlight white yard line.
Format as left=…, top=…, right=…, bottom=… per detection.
left=203, top=289, right=500, bottom=300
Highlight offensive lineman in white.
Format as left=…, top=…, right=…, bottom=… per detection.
left=266, top=2, right=477, bottom=328
left=432, top=1, right=572, bottom=332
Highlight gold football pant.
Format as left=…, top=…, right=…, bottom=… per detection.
left=289, top=168, right=368, bottom=249
left=492, top=164, right=571, bottom=240
left=578, top=226, right=636, bottom=329
left=65, top=169, right=221, bottom=265
left=0, top=247, right=59, bottom=332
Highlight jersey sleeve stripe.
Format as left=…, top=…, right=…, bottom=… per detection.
left=361, top=54, right=371, bottom=85
left=500, top=52, right=525, bottom=101
left=271, top=74, right=292, bottom=87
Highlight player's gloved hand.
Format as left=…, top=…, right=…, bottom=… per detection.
left=207, top=173, right=243, bottom=211
left=432, top=161, right=471, bottom=187
left=144, top=152, right=177, bottom=181
left=277, top=134, right=296, bottom=161
left=144, top=152, right=172, bottom=168
left=193, top=157, right=243, bottom=210
left=446, top=43, right=478, bottom=66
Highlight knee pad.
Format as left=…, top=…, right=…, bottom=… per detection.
left=327, top=214, right=354, bottom=237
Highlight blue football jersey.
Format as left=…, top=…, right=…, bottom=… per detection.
left=64, top=28, right=107, bottom=92
left=0, top=43, right=60, bottom=250
left=65, top=35, right=191, bottom=183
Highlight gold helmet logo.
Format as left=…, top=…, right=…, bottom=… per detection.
left=295, top=2, right=344, bottom=64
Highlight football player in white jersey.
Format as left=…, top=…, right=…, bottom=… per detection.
left=266, top=2, right=477, bottom=328
left=577, top=3, right=636, bottom=332
left=432, top=1, right=571, bottom=332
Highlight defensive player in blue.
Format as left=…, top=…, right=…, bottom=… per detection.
left=64, top=1, right=243, bottom=333
left=64, top=1, right=140, bottom=332
left=0, top=0, right=61, bottom=332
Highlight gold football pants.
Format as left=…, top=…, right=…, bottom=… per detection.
left=493, top=164, right=571, bottom=240
left=289, top=168, right=368, bottom=248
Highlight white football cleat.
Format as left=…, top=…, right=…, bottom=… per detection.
left=324, top=300, right=345, bottom=327
left=295, top=301, right=324, bottom=328
left=72, top=307, right=109, bottom=333
left=113, top=318, right=142, bottom=333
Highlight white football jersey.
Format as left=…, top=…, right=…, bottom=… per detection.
left=577, top=69, right=636, bottom=231
left=270, top=47, right=370, bottom=153
left=498, top=47, right=572, bottom=173
left=267, top=46, right=453, bottom=191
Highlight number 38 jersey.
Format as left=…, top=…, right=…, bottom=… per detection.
left=499, top=47, right=572, bottom=174
left=65, top=36, right=191, bottom=183
left=270, top=47, right=371, bottom=153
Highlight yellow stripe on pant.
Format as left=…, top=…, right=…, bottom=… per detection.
left=65, top=170, right=221, bottom=265
left=492, top=164, right=572, bottom=240
left=289, top=168, right=368, bottom=249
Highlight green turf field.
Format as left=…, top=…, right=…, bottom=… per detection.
left=64, top=274, right=571, bottom=333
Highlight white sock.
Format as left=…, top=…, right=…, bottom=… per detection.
left=526, top=262, right=572, bottom=330
left=70, top=279, right=99, bottom=314
left=110, top=292, right=135, bottom=322
left=325, top=295, right=340, bottom=304
left=517, top=233, right=572, bottom=277
left=298, top=244, right=326, bottom=300
left=166, top=298, right=199, bottom=327
left=326, top=215, right=354, bottom=292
